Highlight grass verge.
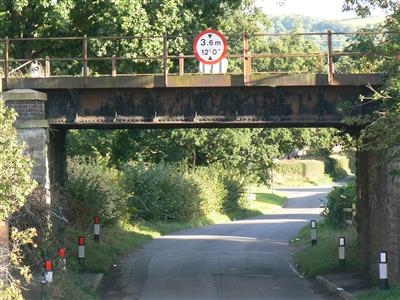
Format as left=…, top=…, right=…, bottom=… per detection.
left=292, top=220, right=359, bottom=278
left=251, top=192, right=286, bottom=213
left=276, top=174, right=334, bottom=187
left=357, top=287, right=400, bottom=299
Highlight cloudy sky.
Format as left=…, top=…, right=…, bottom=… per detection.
left=256, top=0, right=387, bottom=19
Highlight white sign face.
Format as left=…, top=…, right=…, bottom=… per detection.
left=194, top=29, right=228, bottom=65
left=199, top=58, right=228, bottom=74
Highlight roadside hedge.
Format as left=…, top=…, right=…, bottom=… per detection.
left=67, top=160, right=251, bottom=224
left=276, top=159, right=325, bottom=183
left=189, top=166, right=227, bottom=215
left=221, top=174, right=249, bottom=213
left=325, top=154, right=355, bottom=181
left=67, top=158, right=130, bottom=227
left=123, top=162, right=203, bottom=221
left=322, top=180, right=356, bottom=227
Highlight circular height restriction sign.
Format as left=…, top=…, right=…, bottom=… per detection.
left=194, top=29, right=228, bottom=64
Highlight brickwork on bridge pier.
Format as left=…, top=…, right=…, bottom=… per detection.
left=4, top=89, right=50, bottom=199
left=3, top=89, right=67, bottom=204
left=356, top=151, right=400, bottom=283
left=6, top=100, right=45, bottom=120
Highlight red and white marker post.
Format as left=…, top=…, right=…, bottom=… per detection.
left=59, top=247, right=66, bottom=271
left=94, top=215, right=100, bottom=242
left=194, top=29, right=228, bottom=65
left=44, top=260, right=53, bottom=283
left=78, top=236, right=85, bottom=265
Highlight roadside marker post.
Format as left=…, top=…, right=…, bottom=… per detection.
left=338, top=237, right=345, bottom=270
left=44, top=260, right=53, bottom=283
left=310, top=220, right=317, bottom=246
left=379, top=251, right=389, bottom=290
left=94, top=215, right=100, bottom=242
left=78, top=236, right=85, bottom=266
left=59, top=247, right=66, bottom=271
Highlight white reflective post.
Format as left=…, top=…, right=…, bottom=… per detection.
left=310, top=220, right=317, bottom=246
left=338, top=237, right=345, bottom=270
left=379, top=251, right=389, bottom=290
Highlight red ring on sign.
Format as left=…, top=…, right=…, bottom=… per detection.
left=194, top=29, right=228, bottom=65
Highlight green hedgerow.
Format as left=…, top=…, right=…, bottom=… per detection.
left=123, top=162, right=203, bottom=222
left=67, top=158, right=130, bottom=228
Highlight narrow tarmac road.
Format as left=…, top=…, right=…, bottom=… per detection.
left=100, top=186, right=336, bottom=300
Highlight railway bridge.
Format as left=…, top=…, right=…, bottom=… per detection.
left=0, top=31, right=397, bottom=282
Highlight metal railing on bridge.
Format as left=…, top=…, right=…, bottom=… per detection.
left=0, top=30, right=393, bottom=87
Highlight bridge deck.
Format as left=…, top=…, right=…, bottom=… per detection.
left=2, top=73, right=382, bottom=129
left=3, top=73, right=384, bottom=90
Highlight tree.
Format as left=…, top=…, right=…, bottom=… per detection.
left=0, top=100, right=37, bottom=299
left=329, top=1, right=400, bottom=168
left=342, top=0, right=398, bottom=17
left=0, top=0, right=257, bottom=75
left=0, top=101, right=36, bottom=220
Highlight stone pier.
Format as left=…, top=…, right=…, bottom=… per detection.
left=3, top=89, right=67, bottom=202
left=356, top=151, right=400, bottom=283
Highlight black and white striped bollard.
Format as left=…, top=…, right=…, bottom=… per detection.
left=78, top=236, right=85, bottom=266
left=338, top=237, right=345, bottom=270
left=379, top=251, right=389, bottom=290
left=310, top=220, right=317, bottom=246
left=94, top=216, right=100, bottom=242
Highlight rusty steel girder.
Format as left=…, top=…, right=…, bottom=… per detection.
left=3, top=74, right=381, bottom=129
left=45, top=85, right=375, bottom=129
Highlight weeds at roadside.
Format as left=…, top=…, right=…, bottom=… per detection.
left=292, top=221, right=359, bottom=278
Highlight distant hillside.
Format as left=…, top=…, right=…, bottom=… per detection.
left=270, top=15, right=355, bottom=33
left=339, top=16, right=385, bottom=28
left=270, top=15, right=385, bottom=50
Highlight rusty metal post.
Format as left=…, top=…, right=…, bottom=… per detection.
left=179, top=54, right=184, bottom=76
left=4, top=36, right=9, bottom=88
left=83, top=35, right=88, bottom=82
left=111, top=55, right=117, bottom=77
left=163, top=33, right=168, bottom=87
left=45, top=56, right=51, bottom=77
left=243, top=33, right=250, bottom=86
left=327, top=30, right=334, bottom=84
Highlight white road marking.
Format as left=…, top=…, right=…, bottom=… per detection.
left=159, top=235, right=258, bottom=241
left=288, top=262, right=304, bottom=279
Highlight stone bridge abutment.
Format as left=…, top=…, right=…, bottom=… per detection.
left=356, top=151, right=400, bottom=283
left=3, top=89, right=67, bottom=203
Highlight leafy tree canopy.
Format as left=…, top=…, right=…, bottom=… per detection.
left=0, top=101, right=36, bottom=221
left=338, top=0, right=400, bottom=161
left=342, top=0, right=398, bottom=17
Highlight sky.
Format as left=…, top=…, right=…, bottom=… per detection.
left=256, top=0, right=387, bottom=20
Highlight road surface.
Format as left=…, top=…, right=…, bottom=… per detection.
left=100, top=186, right=336, bottom=300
